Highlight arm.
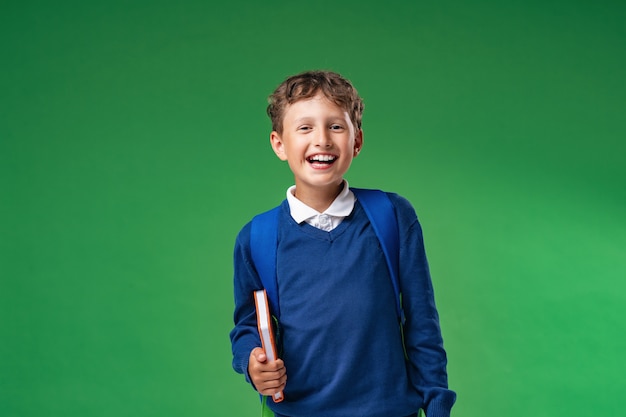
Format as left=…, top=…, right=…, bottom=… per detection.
left=229, top=224, right=287, bottom=395
left=392, top=195, right=457, bottom=417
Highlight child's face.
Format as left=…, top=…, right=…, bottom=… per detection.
left=270, top=92, right=363, bottom=197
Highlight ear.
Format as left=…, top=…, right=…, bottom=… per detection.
left=353, top=129, right=364, bottom=157
left=270, top=131, right=288, bottom=161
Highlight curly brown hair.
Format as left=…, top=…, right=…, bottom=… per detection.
left=267, top=70, right=364, bottom=134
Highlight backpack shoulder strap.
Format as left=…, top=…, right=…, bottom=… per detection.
left=250, top=205, right=281, bottom=318
left=351, top=188, right=405, bottom=325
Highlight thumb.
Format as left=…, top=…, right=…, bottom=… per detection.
left=253, top=347, right=267, bottom=363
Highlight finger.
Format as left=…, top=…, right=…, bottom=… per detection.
left=259, top=370, right=287, bottom=390
left=258, top=368, right=285, bottom=382
left=251, top=347, right=267, bottom=363
left=258, top=378, right=286, bottom=396
left=263, top=360, right=285, bottom=373
left=276, top=373, right=287, bottom=388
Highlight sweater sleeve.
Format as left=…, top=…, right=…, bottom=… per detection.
left=229, top=222, right=263, bottom=386
left=390, top=194, right=457, bottom=417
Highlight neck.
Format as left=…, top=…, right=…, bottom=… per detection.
left=294, top=181, right=344, bottom=212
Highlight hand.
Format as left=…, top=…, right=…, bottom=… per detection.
left=248, top=347, right=287, bottom=396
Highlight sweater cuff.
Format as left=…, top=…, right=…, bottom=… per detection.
left=236, top=343, right=262, bottom=389
left=234, top=344, right=256, bottom=377
left=424, top=395, right=455, bottom=417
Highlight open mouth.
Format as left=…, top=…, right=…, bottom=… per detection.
left=307, top=154, right=337, bottom=165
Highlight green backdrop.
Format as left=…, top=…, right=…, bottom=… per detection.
left=1, top=1, right=624, bottom=416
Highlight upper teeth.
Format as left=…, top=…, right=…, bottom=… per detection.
left=310, top=155, right=336, bottom=162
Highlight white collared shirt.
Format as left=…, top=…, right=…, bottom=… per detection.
left=286, top=181, right=355, bottom=232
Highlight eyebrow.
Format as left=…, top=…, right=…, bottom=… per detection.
left=293, top=115, right=348, bottom=124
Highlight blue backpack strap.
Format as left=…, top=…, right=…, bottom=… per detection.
left=250, top=206, right=281, bottom=318
left=250, top=206, right=283, bottom=406
left=351, top=188, right=405, bottom=325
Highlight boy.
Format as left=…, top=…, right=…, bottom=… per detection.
left=230, top=70, right=456, bottom=417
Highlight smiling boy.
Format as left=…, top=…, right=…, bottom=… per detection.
left=230, top=70, right=456, bottom=417
left=269, top=89, right=362, bottom=212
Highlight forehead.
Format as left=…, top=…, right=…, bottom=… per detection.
left=283, top=93, right=348, bottom=120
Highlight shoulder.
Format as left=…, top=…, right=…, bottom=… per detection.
left=384, top=192, right=422, bottom=233
left=351, top=187, right=423, bottom=241
left=385, top=191, right=417, bottom=216
left=352, top=187, right=419, bottom=221
left=235, top=200, right=289, bottom=246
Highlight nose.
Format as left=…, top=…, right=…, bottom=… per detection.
left=315, top=128, right=332, bottom=148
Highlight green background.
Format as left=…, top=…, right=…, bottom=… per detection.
left=1, top=0, right=624, bottom=416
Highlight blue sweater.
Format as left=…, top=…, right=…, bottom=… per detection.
left=230, top=192, right=456, bottom=417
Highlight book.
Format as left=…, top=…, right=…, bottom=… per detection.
left=254, top=289, right=284, bottom=403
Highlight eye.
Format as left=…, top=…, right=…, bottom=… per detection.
left=297, top=125, right=312, bottom=132
left=330, top=124, right=344, bottom=131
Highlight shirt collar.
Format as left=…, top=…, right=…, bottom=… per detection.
left=286, top=180, right=355, bottom=224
